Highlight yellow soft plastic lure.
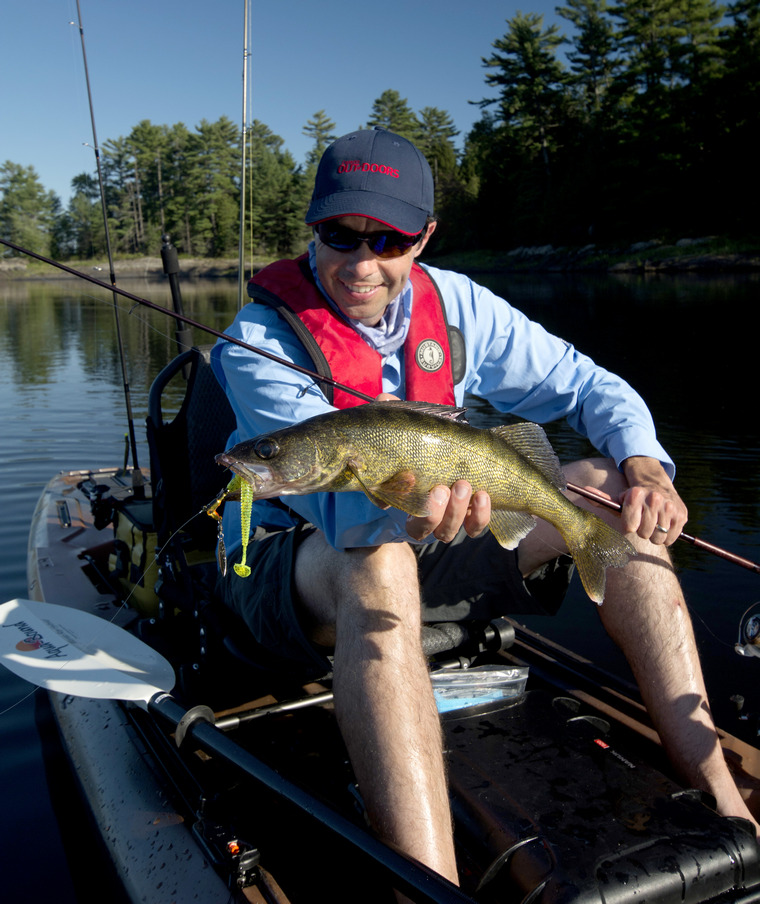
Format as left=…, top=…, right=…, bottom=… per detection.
left=205, top=475, right=253, bottom=579
left=233, top=478, right=253, bottom=578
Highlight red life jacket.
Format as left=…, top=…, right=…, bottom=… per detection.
left=248, top=255, right=463, bottom=408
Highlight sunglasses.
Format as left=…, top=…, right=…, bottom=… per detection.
left=316, top=222, right=424, bottom=259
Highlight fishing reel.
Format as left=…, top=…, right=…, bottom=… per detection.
left=735, top=602, right=760, bottom=659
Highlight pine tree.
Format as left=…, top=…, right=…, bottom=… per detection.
left=416, top=107, right=459, bottom=183
left=184, top=117, right=240, bottom=256
left=480, top=12, right=568, bottom=179
left=56, top=173, right=105, bottom=258
left=558, top=0, right=618, bottom=118
left=366, top=90, right=421, bottom=141
left=302, top=110, right=337, bottom=166
left=247, top=121, right=303, bottom=255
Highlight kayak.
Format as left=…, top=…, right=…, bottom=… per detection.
left=14, top=347, right=760, bottom=904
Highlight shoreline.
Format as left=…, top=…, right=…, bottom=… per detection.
left=2, top=236, right=759, bottom=281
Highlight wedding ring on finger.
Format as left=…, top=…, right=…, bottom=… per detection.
left=654, top=524, right=668, bottom=534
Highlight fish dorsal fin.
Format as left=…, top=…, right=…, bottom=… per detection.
left=489, top=422, right=565, bottom=490
left=488, top=510, right=537, bottom=550
left=371, top=400, right=469, bottom=423
left=347, top=462, right=431, bottom=517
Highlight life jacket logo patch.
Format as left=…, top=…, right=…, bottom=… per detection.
left=415, top=339, right=445, bottom=373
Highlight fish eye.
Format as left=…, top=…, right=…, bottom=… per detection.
left=253, top=437, right=279, bottom=460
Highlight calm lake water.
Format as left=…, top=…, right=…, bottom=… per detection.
left=1, top=268, right=759, bottom=899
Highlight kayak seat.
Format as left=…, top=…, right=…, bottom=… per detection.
left=145, top=344, right=238, bottom=669
left=147, top=344, right=236, bottom=555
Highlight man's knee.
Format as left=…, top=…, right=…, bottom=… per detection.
left=296, top=535, right=420, bottom=640
left=564, top=457, right=626, bottom=495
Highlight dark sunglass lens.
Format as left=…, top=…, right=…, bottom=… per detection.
left=369, top=233, right=418, bottom=258
left=368, top=234, right=389, bottom=255
left=318, top=224, right=356, bottom=250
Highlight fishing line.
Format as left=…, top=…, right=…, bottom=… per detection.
left=0, top=684, right=39, bottom=718
left=78, top=288, right=191, bottom=351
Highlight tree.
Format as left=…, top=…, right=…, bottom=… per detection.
left=558, top=0, right=618, bottom=118
left=610, top=0, right=723, bottom=99
left=710, top=0, right=760, bottom=229
left=157, top=122, right=193, bottom=251
left=416, top=107, right=459, bottom=184
left=247, top=121, right=305, bottom=255
left=55, top=172, right=105, bottom=258
left=301, top=110, right=337, bottom=235
left=609, top=0, right=726, bottom=233
left=102, top=135, right=141, bottom=254
left=183, top=116, right=240, bottom=256
left=473, top=13, right=569, bottom=242
left=0, top=162, right=59, bottom=257
left=480, top=12, right=568, bottom=180
left=366, top=90, right=420, bottom=141
left=126, top=120, right=173, bottom=249
left=303, top=110, right=337, bottom=166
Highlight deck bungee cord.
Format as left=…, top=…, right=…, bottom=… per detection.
left=2, top=234, right=759, bottom=578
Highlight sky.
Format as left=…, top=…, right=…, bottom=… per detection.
left=1, top=1, right=566, bottom=205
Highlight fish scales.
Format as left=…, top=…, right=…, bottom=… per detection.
left=216, top=401, right=635, bottom=603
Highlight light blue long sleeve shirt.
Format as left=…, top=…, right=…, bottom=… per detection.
left=211, top=261, right=673, bottom=555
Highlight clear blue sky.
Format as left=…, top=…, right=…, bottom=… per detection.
left=1, top=1, right=566, bottom=205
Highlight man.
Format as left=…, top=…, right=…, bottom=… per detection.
left=212, top=128, right=757, bottom=890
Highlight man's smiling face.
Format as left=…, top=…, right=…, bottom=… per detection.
left=313, top=216, right=435, bottom=326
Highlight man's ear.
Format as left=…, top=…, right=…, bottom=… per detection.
left=414, top=220, right=437, bottom=258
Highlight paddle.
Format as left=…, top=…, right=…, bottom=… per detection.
left=0, top=598, right=175, bottom=706
left=0, top=598, right=474, bottom=904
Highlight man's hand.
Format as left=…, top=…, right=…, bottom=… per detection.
left=406, top=481, right=492, bottom=543
left=620, top=456, right=688, bottom=545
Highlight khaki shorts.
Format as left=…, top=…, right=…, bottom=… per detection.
left=216, top=524, right=574, bottom=679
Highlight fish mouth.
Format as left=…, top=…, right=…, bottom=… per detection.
left=215, top=452, right=277, bottom=496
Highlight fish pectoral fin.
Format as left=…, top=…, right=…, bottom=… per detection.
left=366, top=470, right=432, bottom=517
left=488, top=510, right=537, bottom=550
left=345, top=461, right=388, bottom=508
left=346, top=463, right=427, bottom=513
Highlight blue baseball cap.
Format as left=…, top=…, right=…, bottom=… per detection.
left=305, top=128, right=434, bottom=235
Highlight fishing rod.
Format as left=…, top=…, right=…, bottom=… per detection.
left=237, top=0, right=251, bottom=312
left=2, top=236, right=758, bottom=576
left=72, top=1, right=143, bottom=495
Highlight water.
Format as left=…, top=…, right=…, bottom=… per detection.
left=1, top=269, right=759, bottom=899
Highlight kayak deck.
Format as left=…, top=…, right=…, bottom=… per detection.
left=26, top=468, right=760, bottom=904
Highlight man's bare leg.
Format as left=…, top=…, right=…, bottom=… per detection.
left=294, top=532, right=460, bottom=887
left=519, top=457, right=758, bottom=831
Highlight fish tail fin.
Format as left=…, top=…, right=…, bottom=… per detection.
left=564, top=512, right=635, bottom=605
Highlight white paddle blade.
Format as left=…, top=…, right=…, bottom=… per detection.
left=0, top=599, right=175, bottom=705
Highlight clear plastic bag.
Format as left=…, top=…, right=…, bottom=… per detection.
left=431, top=664, right=529, bottom=713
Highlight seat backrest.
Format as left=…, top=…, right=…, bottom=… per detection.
left=146, top=345, right=237, bottom=550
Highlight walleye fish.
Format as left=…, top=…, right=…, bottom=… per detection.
left=216, top=401, right=635, bottom=603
